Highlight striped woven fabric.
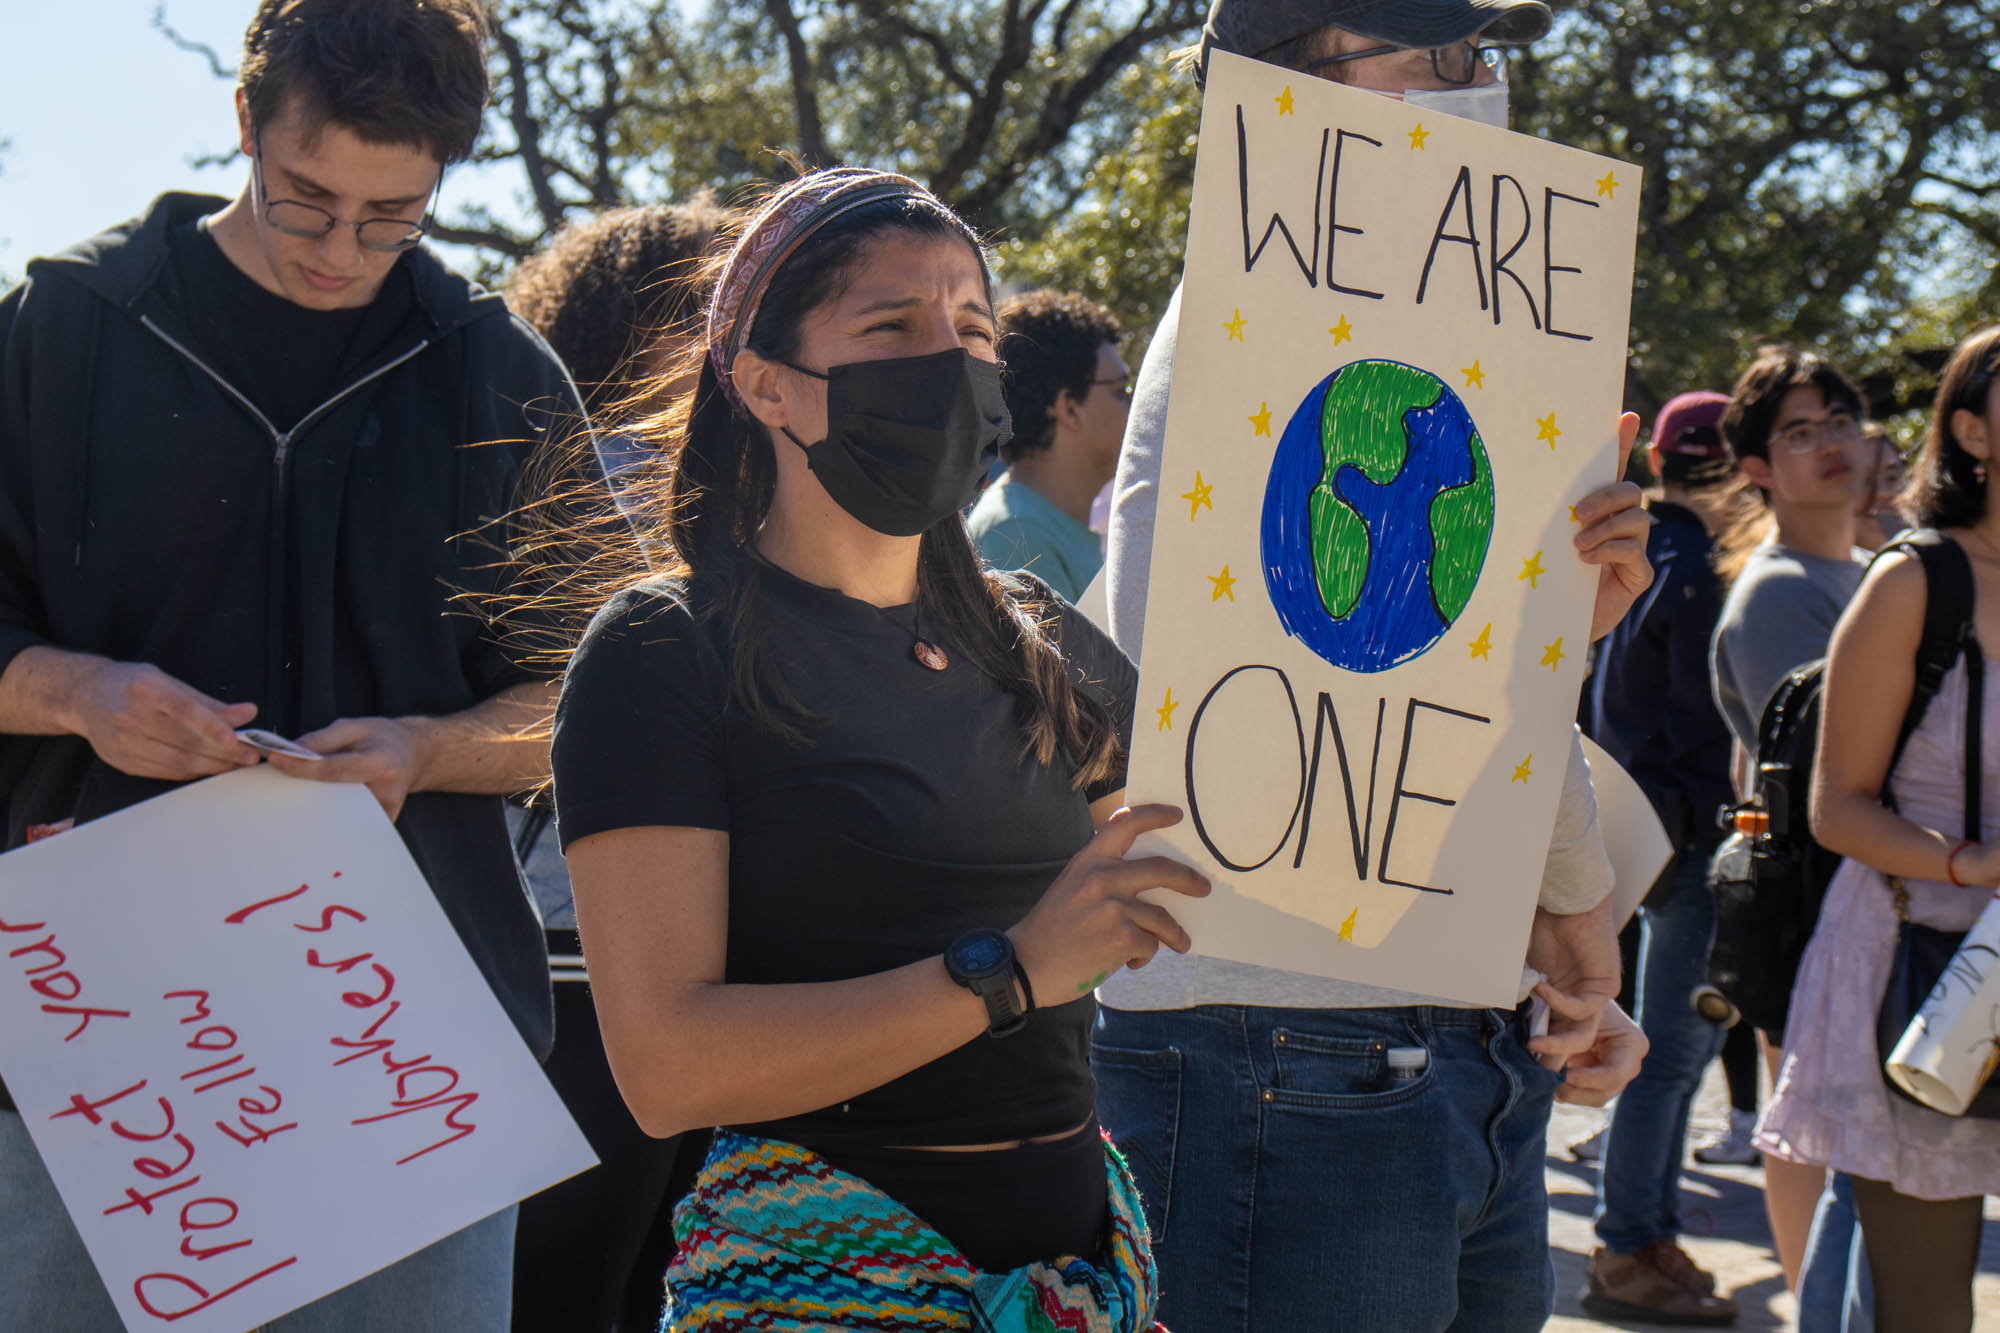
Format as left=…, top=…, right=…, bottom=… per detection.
left=664, top=1131, right=1164, bottom=1333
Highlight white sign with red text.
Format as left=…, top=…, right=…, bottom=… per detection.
left=0, top=767, right=595, bottom=1333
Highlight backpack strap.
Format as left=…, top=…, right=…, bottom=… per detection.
left=1877, top=530, right=1980, bottom=832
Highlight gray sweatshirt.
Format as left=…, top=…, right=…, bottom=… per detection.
left=1709, top=541, right=1866, bottom=754
left=1100, top=287, right=1613, bottom=1012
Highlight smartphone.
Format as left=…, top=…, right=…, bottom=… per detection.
left=236, top=728, right=324, bottom=762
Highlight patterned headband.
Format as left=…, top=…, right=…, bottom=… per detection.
left=706, top=167, right=949, bottom=409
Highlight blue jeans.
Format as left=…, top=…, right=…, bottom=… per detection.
left=1092, top=1002, right=1563, bottom=1332
left=1797, top=1172, right=1874, bottom=1332
left=0, top=1109, right=516, bottom=1331
left=1594, top=850, right=1727, bottom=1252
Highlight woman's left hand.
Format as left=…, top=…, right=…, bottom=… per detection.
left=1574, top=414, right=1651, bottom=642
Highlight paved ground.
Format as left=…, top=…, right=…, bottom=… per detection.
left=1543, top=1061, right=2000, bottom=1330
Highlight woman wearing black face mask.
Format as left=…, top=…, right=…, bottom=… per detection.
left=549, top=168, right=1204, bottom=1330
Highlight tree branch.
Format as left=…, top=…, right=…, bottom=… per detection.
left=952, top=0, right=1200, bottom=219
left=491, top=18, right=568, bottom=232
left=152, top=5, right=235, bottom=80
left=765, top=0, right=828, bottom=165
left=428, top=220, right=538, bottom=259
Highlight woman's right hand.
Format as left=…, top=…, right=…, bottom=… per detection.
left=1008, top=803, right=1211, bottom=1004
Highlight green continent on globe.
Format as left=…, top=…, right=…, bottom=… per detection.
left=1428, top=430, right=1493, bottom=622
left=1307, top=361, right=1444, bottom=620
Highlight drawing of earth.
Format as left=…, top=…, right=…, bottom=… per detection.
left=1260, top=359, right=1494, bottom=673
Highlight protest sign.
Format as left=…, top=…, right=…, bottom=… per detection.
left=1886, top=894, right=2000, bottom=1117
left=0, top=768, right=595, bottom=1333
left=1127, top=52, right=1642, bottom=1005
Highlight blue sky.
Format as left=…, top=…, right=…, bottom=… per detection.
left=0, top=0, right=523, bottom=284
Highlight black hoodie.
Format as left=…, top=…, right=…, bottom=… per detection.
left=0, top=194, right=581, bottom=1078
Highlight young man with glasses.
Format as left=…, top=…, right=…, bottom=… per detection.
left=1095, top=1, right=1656, bottom=1328
left=969, top=289, right=1131, bottom=600
left=0, top=2, right=584, bottom=1327
left=1706, top=344, right=1873, bottom=1312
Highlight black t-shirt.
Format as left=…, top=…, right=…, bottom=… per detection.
left=166, top=219, right=410, bottom=431
left=552, top=557, right=1136, bottom=1154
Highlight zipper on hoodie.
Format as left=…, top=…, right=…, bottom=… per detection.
left=137, top=315, right=432, bottom=726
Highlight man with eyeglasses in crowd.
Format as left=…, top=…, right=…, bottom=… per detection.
left=969, top=290, right=1131, bottom=601
left=1095, top=2, right=1655, bottom=1329
left=0, top=1, right=583, bottom=1326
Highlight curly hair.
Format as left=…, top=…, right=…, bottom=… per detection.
left=995, top=290, right=1123, bottom=463
left=506, top=198, right=735, bottom=417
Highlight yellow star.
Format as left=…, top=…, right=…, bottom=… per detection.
left=1181, top=471, right=1214, bottom=521
left=1519, top=551, right=1545, bottom=588
left=1157, top=687, right=1179, bottom=732
left=1329, top=314, right=1354, bottom=345
left=1337, top=908, right=1357, bottom=942
left=1541, top=636, right=1566, bottom=670
left=1276, top=85, right=1295, bottom=116
left=1568, top=503, right=1581, bottom=523
left=1461, top=359, right=1485, bottom=389
left=1249, top=402, right=1273, bottom=437
left=1409, top=122, right=1429, bottom=150
left=1469, top=622, right=1493, bottom=661
left=1512, top=755, right=1533, bottom=784
left=1209, top=564, right=1237, bottom=602
left=1596, top=169, right=1618, bottom=199
left=1536, top=411, right=1562, bottom=449
left=1223, top=308, right=1247, bottom=341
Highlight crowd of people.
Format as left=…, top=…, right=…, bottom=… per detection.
left=0, top=0, right=1995, bottom=1330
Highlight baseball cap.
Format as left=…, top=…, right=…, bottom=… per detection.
left=1201, top=0, right=1553, bottom=77
left=1650, top=390, right=1734, bottom=486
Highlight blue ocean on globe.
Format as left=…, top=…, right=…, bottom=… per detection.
left=1260, top=359, right=1495, bottom=673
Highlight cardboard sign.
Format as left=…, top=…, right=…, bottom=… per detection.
left=0, top=768, right=595, bottom=1332
left=1127, top=52, right=1641, bottom=1005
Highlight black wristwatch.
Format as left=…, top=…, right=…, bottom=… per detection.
left=944, top=928, right=1033, bottom=1038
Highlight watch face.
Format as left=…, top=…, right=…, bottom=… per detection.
left=955, top=932, right=1007, bottom=974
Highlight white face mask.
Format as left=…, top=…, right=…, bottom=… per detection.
left=1399, top=80, right=1510, bottom=130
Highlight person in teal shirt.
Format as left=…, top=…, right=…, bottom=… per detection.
left=969, top=290, right=1129, bottom=601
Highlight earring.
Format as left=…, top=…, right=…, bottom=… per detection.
left=1977, top=462, right=1989, bottom=485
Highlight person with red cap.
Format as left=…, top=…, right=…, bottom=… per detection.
left=1580, top=392, right=1743, bottom=1324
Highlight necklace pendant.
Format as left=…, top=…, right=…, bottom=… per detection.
left=913, top=640, right=949, bottom=671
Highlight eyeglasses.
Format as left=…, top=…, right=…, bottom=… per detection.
left=253, top=130, right=440, bottom=254
left=1306, top=41, right=1507, bottom=86
left=1091, top=375, right=1134, bottom=403
left=1770, top=411, right=1863, bottom=454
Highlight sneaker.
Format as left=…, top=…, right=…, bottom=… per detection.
left=1580, top=1245, right=1739, bottom=1326
left=1646, top=1239, right=1720, bottom=1296
left=1692, top=1109, right=1760, bottom=1166
left=1567, top=1124, right=1606, bottom=1162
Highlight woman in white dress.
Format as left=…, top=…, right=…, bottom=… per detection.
left=1762, top=325, right=2000, bottom=1333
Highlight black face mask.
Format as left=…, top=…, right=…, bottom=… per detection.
left=778, top=347, right=1012, bottom=537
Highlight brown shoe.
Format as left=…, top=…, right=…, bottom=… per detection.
left=1643, top=1239, right=1720, bottom=1296
left=1579, top=1247, right=1739, bottom=1326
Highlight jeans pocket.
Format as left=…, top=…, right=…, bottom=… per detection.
left=1266, top=1027, right=1434, bottom=1109
left=1090, top=1043, right=1181, bottom=1247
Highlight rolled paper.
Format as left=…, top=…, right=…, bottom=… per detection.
left=1886, top=892, right=2000, bottom=1116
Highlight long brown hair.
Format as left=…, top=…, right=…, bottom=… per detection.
left=566, top=189, right=1123, bottom=788
left=1907, top=326, right=2000, bottom=531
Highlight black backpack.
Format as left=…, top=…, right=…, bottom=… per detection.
left=1708, top=530, right=1976, bottom=1034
